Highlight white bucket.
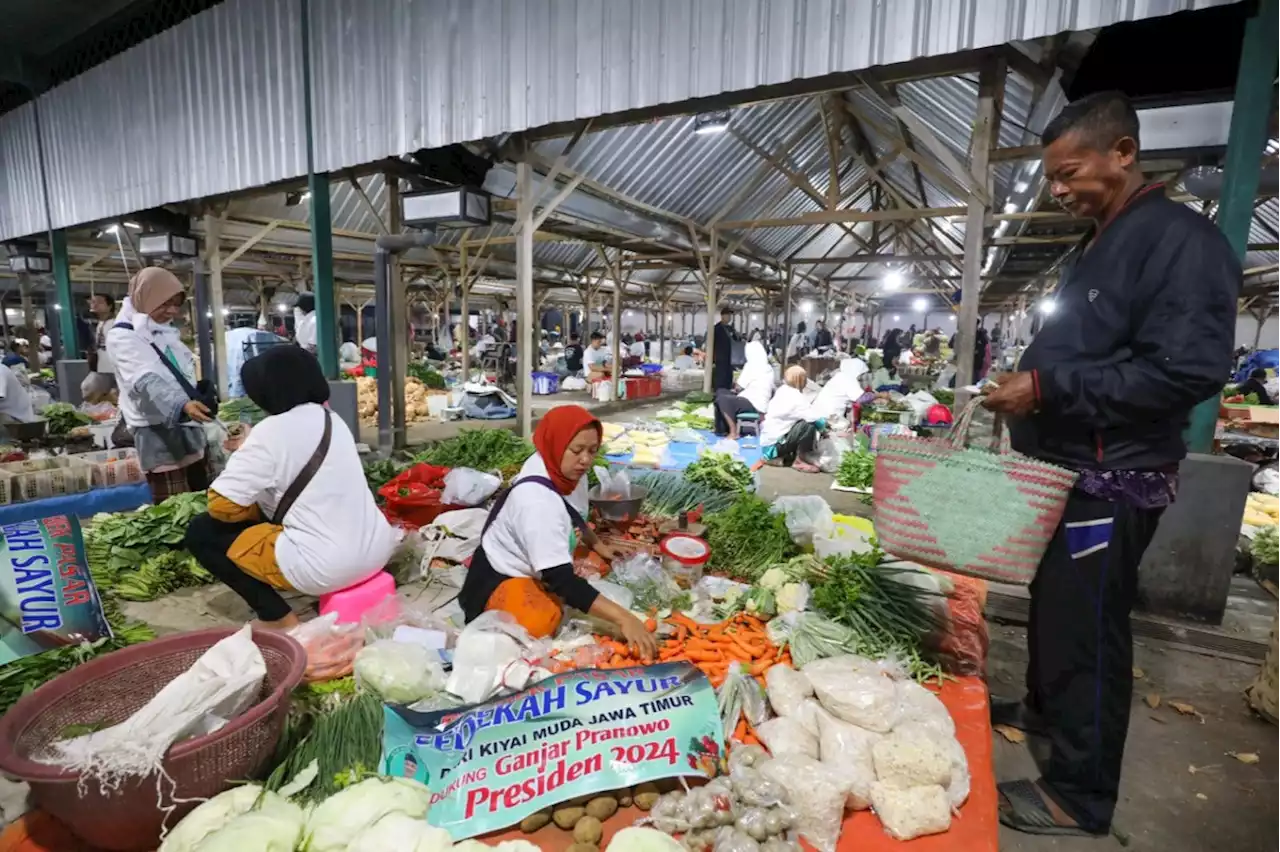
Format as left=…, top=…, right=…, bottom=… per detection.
left=427, top=395, right=448, bottom=419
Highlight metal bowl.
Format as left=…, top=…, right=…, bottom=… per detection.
left=6, top=419, right=48, bottom=442
left=588, top=485, right=648, bottom=524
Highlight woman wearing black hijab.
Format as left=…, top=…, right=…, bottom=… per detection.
left=185, top=347, right=397, bottom=628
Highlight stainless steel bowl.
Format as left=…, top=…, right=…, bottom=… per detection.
left=588, top=485, right=648, bottom=524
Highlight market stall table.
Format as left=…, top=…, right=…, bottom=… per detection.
left=801, top=356, right=840, bottom=378
left=479, top=675, right=997, bottom=851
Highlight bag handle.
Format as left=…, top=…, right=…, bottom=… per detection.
left=271, top=410, right=332, bottom=525
left=947, top=397, right=1012, bottom=454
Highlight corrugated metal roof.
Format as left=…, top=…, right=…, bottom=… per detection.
left=0, top=104, right=45, bottom=240
left=19, top=0, right=306, bottom=237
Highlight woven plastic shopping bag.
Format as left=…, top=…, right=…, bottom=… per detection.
left=872, top=399, right=1078, bottom=585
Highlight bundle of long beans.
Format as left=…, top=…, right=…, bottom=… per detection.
left=809, top=550, right=941, bottom=661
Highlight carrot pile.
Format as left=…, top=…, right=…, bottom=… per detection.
left=596, top=611, right=791, bottom=728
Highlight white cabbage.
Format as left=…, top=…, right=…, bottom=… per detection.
left=303, top=777, right=432, bottom=852
left=190, top=797, right=305, bottom=852
left=161, top=785, right=291, bottom=852
left=606, top=826, right=686, bottom=851
left=345, top=812, right=453, bottom=852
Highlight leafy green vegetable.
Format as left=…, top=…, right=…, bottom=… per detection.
left=362, top=458, right=402, bottom=498
left=413, top=429, right=534, bottom=471
left=1244, top=392, right=1262, bottom=406
left=42, top=402, right=92, bottom=435
left=406, top=363, right=446, bottom=389
left=835, top=444, right=875, bottom=489
left=702, top=495, right=798, bottom=581
left=266, top=691, right=385, bottom=804
left=1252, top=525, right=1278, bottom=567
left=684, top=391, right=714, bottom=405
left=84, top=493, right=212, bottom=600
left=931, top=388, right=955, bottom=405
left=218, top=397, right=268, bottom=425
left=809, top=549, right=940, bottom=664
left=685, top=452, right=753, bottom=494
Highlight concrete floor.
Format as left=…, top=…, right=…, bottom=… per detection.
left=128, top=400, right=1278, bottom=851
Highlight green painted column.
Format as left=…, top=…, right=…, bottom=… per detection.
left=1185, top=0, right=1277, bottom=453
left=309, top=174, right=338, bottom=378
left=49, top=230, right=78, bottom=359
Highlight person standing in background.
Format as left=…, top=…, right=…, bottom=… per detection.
left=82, top=293, right=118, bottom=402
left=983, top=91, right=1238, bottom=839
left=711, top=308, right=736, bottom=434
left=813, top=319, right=833, bottom=349
left=293, top=294, right=317, bottom=353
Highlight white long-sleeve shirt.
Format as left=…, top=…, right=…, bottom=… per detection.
left=760, top=384, right=822, bottom=447
left=294, top=308, right=317, bottom=349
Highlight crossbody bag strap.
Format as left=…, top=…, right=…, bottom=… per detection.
left=114, top=321, right=201, bottom=402
left=271, top=410, right=333, bottom=525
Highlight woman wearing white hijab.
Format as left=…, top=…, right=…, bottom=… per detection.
left=813, top=357, right=869, bottom=421
left=108, top=267, right=212, bottom=502
left=714, top=341, right=774, bottom=439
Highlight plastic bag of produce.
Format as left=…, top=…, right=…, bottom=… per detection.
left=287, top=612, right=364, bottom=683
left=441, top=467, right=501, bottom=507
left=719, top=662, right=770, bottom=740
left=892, top=721, right=970, bottom=809
left=894, top=680, right=956, bottom=739
left=445, top=611, right=539, bottom=703
left=754, top=716, right=818, bottom=760
left=808, top=436, right=850, bottom=475
left=609, top=552, right=684, bottom=611
left=871, top=727, right=952, bottom=789
left=758, top=755, right=849, bottom=852
left=868, top=782, right=951, bottom=841
left=809, top=667, right=900, bottom=733
left=769, top=496, right=834, bottom=548
left=764, top=664, right=812, bottom=718
left=596, top=466, right=633, bottom=499
left=814, top=708, right=881, bottom=810
left=354, top=640, right=446, bottom=704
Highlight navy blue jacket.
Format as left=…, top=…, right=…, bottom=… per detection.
left=1009, top=185, right=1240, bottom=471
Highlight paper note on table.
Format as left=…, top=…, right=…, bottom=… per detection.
left=392, top=624, right=448, bottom=650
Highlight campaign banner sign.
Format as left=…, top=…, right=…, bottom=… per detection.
left=0, top=515, right=112, bottom=665
left=382, top=662, right=724, bottom=840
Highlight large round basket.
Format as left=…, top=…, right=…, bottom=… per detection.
left=0, top=628, right=305, bottom=852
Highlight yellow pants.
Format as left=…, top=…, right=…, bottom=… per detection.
left=209, top=490, right=294, bottom=590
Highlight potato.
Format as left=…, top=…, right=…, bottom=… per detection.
left=585, top=796, right=619, bottom=821
left=618, top=792, right=634, bottom=808
left=552, top=805, right=587, bottom=830
left=573, top=816, right=603, bottom=845
left=519, top=811, right=551, bottom=833
left=566, top=844, right=599, bottom=852
left=633, top=791, right=660, bottom=811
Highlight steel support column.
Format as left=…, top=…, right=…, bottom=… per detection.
left=192, top=259, right=215, bottom=386
left=516, top=163, right=535, bottom=437
left=50, top=231, right=77, bottom=359
left=204, top=214, right=230, bottom=400
left=387, top=174, right=407, bottom=448
left=782, top=266, right=794, bottom=364
left=301, top=0, right=337, bottom=378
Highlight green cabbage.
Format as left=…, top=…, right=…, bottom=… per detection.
left=160, top=785, right=300, bottom=852
left=302, top=777, right=432, bottom=852
left=191, top=799, right=304, bottom=852
left=352, top=641, right=446, bottom=704
left=345, top=812, right=453, bottom=852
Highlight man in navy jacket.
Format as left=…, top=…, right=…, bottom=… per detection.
left=983, top=91, right=1239, bottom=836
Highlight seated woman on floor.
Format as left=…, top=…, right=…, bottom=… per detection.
left=185, top=346, right=397, bottom=628
left=458, top=405, right=658, bottom=658
left=760, top=366, right=827, bottom=471
left=714, top=341, right=774, bottom=439
left=813, top=357, right=870, bottom=422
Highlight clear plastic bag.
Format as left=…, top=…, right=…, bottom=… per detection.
left=595, top=466, right=632, bottom=499
left=754, top=717, right=818, bottom=760
left=892, top=721, right=970, bottom=809
left=353, top=640, right=447, bottom=704
left=758, top=755, right=849, bottom=852
left=871, top=727, right=952, bottom=789
left=360, top=595, right=459, bottom=646
left=808, top=436, right=850, bottom=475
left=868, top=783, right=951, bottom=841
left=768, top=496, right=835, bottom=549
left=813, top=707, right=881, bottom=810
left=719, top=663, right=770, bottom=740
left=809, top=668, right=900, bottom=733
left=764, top=664, right=812, bottom=719
left=441, top=467, right=501, bottom=506
left=287, top=613, right=364, bottom=683
left=609, top=552, right=684, bottom=611
left=445, top=611, right=538, bottom=703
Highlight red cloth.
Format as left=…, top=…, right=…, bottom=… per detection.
left=532, top=405, right=601, bottom=495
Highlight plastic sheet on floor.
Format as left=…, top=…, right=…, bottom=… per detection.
left=604, top=429, right=763, bottom=470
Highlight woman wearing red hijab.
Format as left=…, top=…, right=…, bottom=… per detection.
left=458, top=406, right=657, bottom=659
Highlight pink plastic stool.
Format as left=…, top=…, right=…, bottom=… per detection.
left=319, top=571, right=396, bottom=624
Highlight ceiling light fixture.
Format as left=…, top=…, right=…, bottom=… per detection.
left=1003, top=202, right=1018, bottom=213
left=800, top=300, right=813, bottom=313
left=883, top=270, right=903, bottom=291
left=912, top=297, right=928, bottom=312
left=892, top=314, right=901, bottom=322
left=1038, top=299, right=1057, bottom=315
left=693, top=110, right=732, bottom=135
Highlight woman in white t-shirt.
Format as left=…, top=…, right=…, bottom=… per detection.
left=185, top=346, right=396, bottom=628
left=458, top=406, right=657, bottom=658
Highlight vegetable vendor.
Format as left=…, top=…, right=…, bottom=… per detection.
left=186, top=346, right=397, bottom=629
left=108, top=268, right=211, bottom=502
left=813, top=357, right=869, bottom=421
left=760, top=366, right=826, bottom=471
left=459, top=405, right=657, bottom=659
left=1237, top=368, right=1274, bottom=406
left=714, top=340, right=774, bottom=440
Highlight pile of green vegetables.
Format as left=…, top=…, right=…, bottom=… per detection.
left=362, top=458, right=403, bottom=496
left=42, top=402, right=92, bottom=435
left=685, top=452, right=753, bottom=494
left=630, top=470, right=736, bottom=518
left=1252, top=525, right=1278, bottom=568
left=406, top=363, right=446, bottom=389
left=654, top=400, right=715, bottom=431
left=685, top=391, right=714, bottom=405
left=834, top=441, right=875, bottom=490
left=931, top=388, right=955, bottom=405
left=267, top=683, right=385, bottom=804
left=413, top=429, right=533, bottom=470
left=702, top=494, right=797, bottom=581
left=218, top=397, right=267, bottom=425
left=84, top=493, right=213, bottom=602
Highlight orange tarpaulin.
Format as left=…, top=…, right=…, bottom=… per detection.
left=481, top=675, right=998, bottom=852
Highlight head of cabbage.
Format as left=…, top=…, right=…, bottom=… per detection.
left=159, top=786, right=304, bottom=852
left=303, top=776, right=433, bottom=852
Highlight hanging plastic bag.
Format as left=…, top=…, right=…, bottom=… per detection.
left=769, top=496, right=835, bottom=549
left=441, top=468, right=501, bottom=507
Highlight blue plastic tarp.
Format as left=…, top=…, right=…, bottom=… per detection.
left=604, top=429, right=762, bottom=470
left=0, top=482, right=152, bottom=526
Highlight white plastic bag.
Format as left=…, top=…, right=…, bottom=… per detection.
left=423, top=508, right=489, bottom=564
left=46, top=626, right=266, bottom=788
left=764, top=664, right=812, bottom=719
left=595, top=466, right=632, bottom=499
left=869, top=783, right=951, bottom=841
left=871, top=727, right=952, bottom=789
left=287, top=612, right=364, bottom=682
left=441, top=468, right=501, bottom=507
left=446, top=612, right=538, bottom=704
left=894, top=680, right=956, bottom=739
left=758, top=755, right=849, bottom=852
left=814, top=709, right=881, bottom=810
left=769, top=496, right=835, bottom=549
left=810, top=669, right=900, bottom=733
left=754, top=717, right=818, bottom=760
left=354, top=640, right=447, bottom=704
left=809, top=437, right=850, bottom=475
left=609, top=552, right=683, bottom=610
